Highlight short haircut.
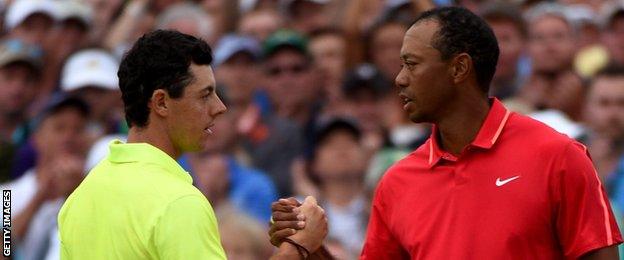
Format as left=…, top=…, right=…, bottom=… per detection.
left=594, top=63, right=624, bottom=80
left=480, top=3, right=527, bottom=38
left=118, top=30, right=213, bottom=128
left=413, top=7, right=500, bottom=93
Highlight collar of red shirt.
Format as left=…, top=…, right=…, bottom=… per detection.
left=427, top=98, right=511, bottom=168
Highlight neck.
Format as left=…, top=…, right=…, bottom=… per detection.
left=322, top=179, right=363, bottom=208
left=436, top=93, right=491, bottom=155
left=127, top=123, right=179, bottom=159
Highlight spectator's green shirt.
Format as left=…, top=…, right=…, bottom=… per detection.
left=58, top=140, right=225, bottom=260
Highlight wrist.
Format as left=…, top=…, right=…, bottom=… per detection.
left=277, top=242, right=303, bottom=259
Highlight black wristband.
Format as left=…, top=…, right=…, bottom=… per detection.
left=283, top=238, right=310, bottom=259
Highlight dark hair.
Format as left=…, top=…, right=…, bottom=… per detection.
left=413, top=6, right=499, bottom=93
left=118, top=30, right=213, bottom=128
left=594, top=63, right=624, bottom=79
left=480, top=3, right=527, bottom=38
left=309, top=27, right=346, bottom=40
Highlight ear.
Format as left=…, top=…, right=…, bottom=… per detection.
left=150, top=89, right=169, bottom=118
left=449, top=53, right=473, bottom=85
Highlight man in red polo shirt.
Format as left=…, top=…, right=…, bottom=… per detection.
left=269, top=6, right=622, bottom=259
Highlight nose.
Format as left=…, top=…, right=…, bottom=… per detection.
left=395, top=68, right=408, bottom=89
left=211, top=94, right=227, bottom=117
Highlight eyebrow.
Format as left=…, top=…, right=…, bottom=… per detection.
left=401, top=54, right=420, bottom=60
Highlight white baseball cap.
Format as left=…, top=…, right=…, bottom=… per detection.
left=61, top=49, right=120, bottom=91
left=57, top=0, right=93, bottom=27
left=5, top=0, right=59, bottom=30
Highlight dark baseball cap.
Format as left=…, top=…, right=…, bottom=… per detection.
left=262, top=29, right=308, bottom=58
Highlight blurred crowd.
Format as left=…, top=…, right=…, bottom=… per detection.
left=0, top=0, right=623, bottom=259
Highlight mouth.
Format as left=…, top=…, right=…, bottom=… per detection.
left=399, top=93, right=413, bottom=105
left=204, top=124, right=214, bottom=135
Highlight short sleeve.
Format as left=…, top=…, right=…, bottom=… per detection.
left=361, top=179, right=409, bottom=260
left=553, top=141, right=623, bottom=259
left=152, top=195, right=226, bottom=260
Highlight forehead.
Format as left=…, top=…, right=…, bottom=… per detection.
left=401, top=20, right=440, bottom=57
left=591, top=76, right=624, bottom=93
left=188, top=64, right=215, bottom=87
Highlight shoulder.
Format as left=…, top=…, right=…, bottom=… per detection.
left=504, top=112, right=577, bottom=153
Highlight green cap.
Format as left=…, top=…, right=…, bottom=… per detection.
left=262, top=29, right=308, bottom=58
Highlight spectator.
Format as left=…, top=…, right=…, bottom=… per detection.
left=213, top=34, right=262, bottom=108
left=262, top=29, right=320, bottom=127
left=0, top=95, right=88, bottom=260
left=218, top=206, right=274, bottom=260
left=366, top=20, right=408, bottom=83
left=518, top=3, right=586, bottom=121
left=481, top=3, right=528, bottom=100
left=0, top=39, right=43, bottom=142
left=282, top=0, right=331, bottom=35
left=238, top=8, right=284, bottom=42
left=60, top=49, right=124, bottom=141
left=308, top=118, right=368, bottom=258
left=341, top=64, right=392, bottom=153
left=214, top=33, right=303, bottom=197
left=181, top=106, right=278, bottom=222
left=584, top=64, right=624, bottom=183
left=0, top=39, right=43, bottom=181
left=155, top=2, right=215, bottom=43
left=309, top=28, right=348, bottom=109
left=4, top=0, right=58, bottom=46
left=601, top=3, right=624, bottom=66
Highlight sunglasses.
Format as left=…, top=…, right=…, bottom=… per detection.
left=265, top=63, right=309, bottom=76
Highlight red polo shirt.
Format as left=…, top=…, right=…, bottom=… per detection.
left=361, top=99, right=622, bottom=259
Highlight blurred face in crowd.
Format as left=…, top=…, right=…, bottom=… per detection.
left=11, top=13, right=54, bottom=46
left=72, top=87, right=122, bottom=122
left=371, top=23, right=407, bottom=81
left=314, top=130, right=366, bottom=181
left=290, top=1, right=330, bottom=34
left=585, top=75, right=624, bottom=140
left=346, top=90, right=386, bottom=132
left=603, top=15, right=624, bottom=65
left=0, top=63, right=39, bottom=120
left=488, top=19, right=525, bottom=80
left=216, top=52, right=258, bottom=105
left=201, top=109, right=238, bottom=154
left=34, top=106, right=88, bottom=159
left=239, top=10, right=283, bottom=42
left=396, top=21, right=455, bottom=123
left=528, top=15, right=576, bottom=74
left=48, top=19, right=90, bottom=59
left=263, top=48, right=316, bottom=111
left=189, top=152, right=229, bottom=202
left=309, top=33, right=346, bottom=98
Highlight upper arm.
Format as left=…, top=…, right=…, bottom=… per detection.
left=152, top=195, right=226, bottom=260
left=361, top=179, right=408, bottom=260
left=554, top=142, right=623, bottom=258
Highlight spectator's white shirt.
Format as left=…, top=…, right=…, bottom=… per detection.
left=325, top=195, right=367, bottom=258
left=0, top=169, right=64, bottom=260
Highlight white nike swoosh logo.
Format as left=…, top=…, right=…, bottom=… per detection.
left=496, top=176, right=521, bottom=187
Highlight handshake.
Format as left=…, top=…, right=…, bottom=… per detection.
left=268, top=196, right=334, bottom=260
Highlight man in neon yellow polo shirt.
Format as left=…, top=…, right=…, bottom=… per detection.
left=58, top=30, right=328, bottom=259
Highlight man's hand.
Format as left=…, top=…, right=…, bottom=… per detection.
left=269, top=197, right=303, bottom=247
left=288, top=196, right=328, bottom=253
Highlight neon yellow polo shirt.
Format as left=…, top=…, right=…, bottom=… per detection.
left=58, top=140, right=226, bottom=260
